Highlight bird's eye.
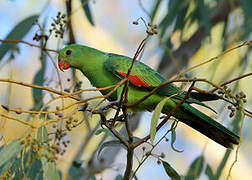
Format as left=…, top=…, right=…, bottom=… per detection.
left=66, top=50, right=72, bottom=56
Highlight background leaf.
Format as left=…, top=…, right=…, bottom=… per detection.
left=32, top=52, right=46, bottom=111
left=150, top=97, right=170, bottom=143
left=185, top=155, right=204, bottom=180
left=81, top=0, right=94, bottom=25
left=162, top=160, right=181, bottom=180
left=205, top=164, right=216, bottom=180
left=37, top=126, right=48, bottom=143
left=41, top=158, right=60, bottom=180
left=68, top=161, right=87, bottom=180
left=0, top=140, right=23, bottom=167
left=0, top=15, right=39, bottom=61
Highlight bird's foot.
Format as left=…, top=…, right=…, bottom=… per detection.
left=101, top=100, right=120, bottom=111
left=107, top=114, right=125, bottom=125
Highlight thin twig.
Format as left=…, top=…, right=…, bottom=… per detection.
left=210, top=72, right=252, bottom=93
left=0, top=78, right=80, bottom=101
left=0, top=113, right=36, bottom=128
left=0, top=39, right=58, bottom=53
left=175, top=40, right=252, bottom=79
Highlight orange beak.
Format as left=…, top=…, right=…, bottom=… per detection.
left=58, top=61, right=70, bottom=72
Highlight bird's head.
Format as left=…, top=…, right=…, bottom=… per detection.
left=58, top=44, right=84, bottom=72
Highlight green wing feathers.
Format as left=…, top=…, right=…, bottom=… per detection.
left=104, top=53, right=216, bottom=112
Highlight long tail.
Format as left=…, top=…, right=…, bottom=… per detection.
left=178, top=104, right=239, bottom=148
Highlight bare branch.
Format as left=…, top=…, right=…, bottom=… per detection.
left=0, top=39, right=58, bottom=53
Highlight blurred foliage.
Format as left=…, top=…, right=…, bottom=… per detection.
left=0, top=15, right=39, bottom=60
left=0, top=0, right=251, bottom=180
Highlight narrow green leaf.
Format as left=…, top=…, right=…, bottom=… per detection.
left=0, top=140, right=23, bottom=167
left=197, top=0, right=211, bottom=37
left=162, top=160, right=181, bottom=180
left=98, top=140, right=126, bottom=157
left=68, top=161, right=86, bottom=180
left=151, top=0, right=162, bottom=20
left=170, top=130, right=183, bottom=152
left=115, top=174, right=123, bottom=180
left=150, top=97, right=170, bottom=144
left=232, top=105, right=244, bottom=134
left=37, top=126, right=48, bottom=143
left=90, top=176, right=96, bottom=180
left=41, top=158, right=60, bottom=180
left=205, top=164, right=217, bottom=180
left=32, top=55, right=46, bottom=110
left=26, top=159, right=43, bottom=180
left=241, top=0, right=252, bottom=37
left=0, top=157, right=17, bottom=176
left=81, top=0, right=94, bottom=25
left=0, top=15, right=39, bottom=60
left=215, top=149, right=231, bottom=179
left=185, top=155, right=204, bottom=180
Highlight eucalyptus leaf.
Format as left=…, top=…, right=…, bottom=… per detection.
left=151, top=0, right=162, bottom=20
left=26, top=159, right=43, bottom=180
left=115, top=174, right=123, bottom=180
left=205, top=164, right=216, bottom=180
left=150, top=97, right=170, bottom=144
left=162, top=160, right=181, bottom=180
left=81, top=0, right=94, bottom=25
left=0, top=157, right=17, bottom=176
left=37, top=126, right=48, bottom=143
left=69, top=161, right=86, bottom=180
left=170, top=129, right=183, bottom=153
left=241, top=0, right=252, bottom=37
left=32, top=53, right=46, bottom=110
left=215, top=149, right=231, bottom=179
left=0, top=140, right=23, bottom=167
left=185, top=155, right=204, bottom=180
left=41, top=158, right=60, bottom=180
left=0, top=15, right=39, bottom=60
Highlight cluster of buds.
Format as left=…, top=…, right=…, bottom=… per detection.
left=227, top=105, right=236, bottom=118
left=32, top=19, right=49, bottom=42
left=65, top=117, right=79, bottom=131
left=53, top=128, right=70, bottom=156
left=132, top=18, right=158, bottom=35
left=44, top=145, right=59, bottom=161
left=155, top=153, right=166, bottom=164
left=217, top=85, right=231, bottom=98
left=146, top=23, right=158, bottom=35
left=55, top=128, right=67, bottom=141
left=217, top=86, right=247, bottom=117
left=50, top=12, right=67, bottom=38
left=33, top=33, right=49, bottom=42
left=28, top=138, right=58, bottom=161
left=235, top=91, right=247, bottom=103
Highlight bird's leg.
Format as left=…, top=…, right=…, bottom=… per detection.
left=107, top=114, right=125, bottom=125
left=97, top=100, right=121, bottom=128
left=101, top=100, right=120, bottom=111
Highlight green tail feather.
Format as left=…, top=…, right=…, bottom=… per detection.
left=179, top=104, right=239, bottom=148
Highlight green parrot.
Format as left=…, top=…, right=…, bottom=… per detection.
left=58, top=44, right=239, bottom=148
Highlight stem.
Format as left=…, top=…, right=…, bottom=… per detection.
left=0, top=39, right=58, bottom=52
left=123, top=147, right=134, bottom=180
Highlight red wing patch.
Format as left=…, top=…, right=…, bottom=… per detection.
left=119, top=72, right=150, bottom=87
